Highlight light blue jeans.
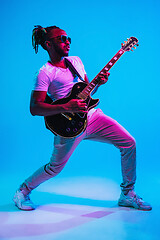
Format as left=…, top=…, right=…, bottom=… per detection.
left=20, top=109, right=136, bottom=195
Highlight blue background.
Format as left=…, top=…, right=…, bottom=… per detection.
left=0, top=0, right=160, bottom=195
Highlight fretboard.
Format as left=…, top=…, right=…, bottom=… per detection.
left=78, top=48, right=125, bottom=99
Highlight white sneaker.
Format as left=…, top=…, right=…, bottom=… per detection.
left=13, top=190, right=36, bottom=211
left=118, top=190, right=152, bottom=211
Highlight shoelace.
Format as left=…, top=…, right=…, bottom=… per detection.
left=25, top=195, right=30, bottom=200
left=23, top=194, right=31, bottom=203
left=133, top=194, right=144, bottom=204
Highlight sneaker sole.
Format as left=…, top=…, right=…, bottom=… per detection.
left=118, top=201, right=152, bottom=211
left=13, top=198, right=35, bottom=211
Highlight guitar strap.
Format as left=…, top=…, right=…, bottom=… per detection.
left=45, top=58, right=86, bottom=104
left=65, top=58, right=86, bottom=82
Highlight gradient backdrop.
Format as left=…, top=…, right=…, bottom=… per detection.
left=0, top=0, right=160, bottom=200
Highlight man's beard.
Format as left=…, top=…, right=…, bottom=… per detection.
left=53, top=43, right=69, bottom=57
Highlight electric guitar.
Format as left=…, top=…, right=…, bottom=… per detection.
left=45, top=37, right=139, bottom=138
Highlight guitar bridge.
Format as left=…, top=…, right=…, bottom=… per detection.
left=61, top=113, right=74, bottom=120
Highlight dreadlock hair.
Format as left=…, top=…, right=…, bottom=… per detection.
left=32, top=25, right=60, bottom=54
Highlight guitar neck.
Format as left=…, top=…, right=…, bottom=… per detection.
left=78, top=48, right=125, bottom=99
left=93, top=48, right=125, bottom=81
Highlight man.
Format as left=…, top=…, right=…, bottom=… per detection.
left=13, top=25, right=152, bottom=211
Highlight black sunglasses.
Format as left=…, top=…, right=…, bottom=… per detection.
left=50, top=35, right=71, bottom=44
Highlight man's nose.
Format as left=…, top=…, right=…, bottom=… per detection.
left=65, top=39, right=70, bottom=45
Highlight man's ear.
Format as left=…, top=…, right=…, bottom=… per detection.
left=45, top=41, right=51, bottom=49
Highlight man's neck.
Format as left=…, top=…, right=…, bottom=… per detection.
left=49, top=56, right=67, bottom=69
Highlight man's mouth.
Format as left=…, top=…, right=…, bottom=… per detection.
left=65, top=45, right=70, bottom=51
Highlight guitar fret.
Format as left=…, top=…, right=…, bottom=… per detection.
left=84, top=88, right=90, bottom=92
left=79, top=81, right=97, bottom=99
left=86, top=88, right=92, bottom=92
left=103, top=49, right=124, bottom=72
left=78, top=93, right=86, bottom=99
left=80, top=92, right=86, bottom=97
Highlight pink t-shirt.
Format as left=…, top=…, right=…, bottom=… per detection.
left=33, top=56, right=96, bottom=117
left=33, top=56, right=86, bottom=101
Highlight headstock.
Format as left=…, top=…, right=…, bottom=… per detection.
left=121, top=37, right=139, bottom=52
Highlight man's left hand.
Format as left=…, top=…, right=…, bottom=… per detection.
left=98, top=72, right=110, bottom=86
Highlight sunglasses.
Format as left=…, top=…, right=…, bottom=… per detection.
left=51, top=35, right=71, bottom=44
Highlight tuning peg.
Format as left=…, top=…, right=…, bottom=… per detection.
left=136, top=43, right=139, bottom=46
left=121, top=43, right=124, bottom=46
left=133, top=46, right=136, bottom=49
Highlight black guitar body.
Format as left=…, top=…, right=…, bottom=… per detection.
left=44, top=82, right=99, bottom=138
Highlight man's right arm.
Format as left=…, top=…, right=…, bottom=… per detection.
left=30, top=90, right=88, bottom=116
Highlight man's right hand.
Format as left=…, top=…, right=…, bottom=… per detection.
left=64, top=99, right=88, bottom=113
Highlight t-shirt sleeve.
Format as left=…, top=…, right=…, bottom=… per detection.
left=33, top=70, right=50, bottom=91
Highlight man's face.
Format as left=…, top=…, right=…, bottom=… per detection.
left=49, top=29, right=70, bottom=57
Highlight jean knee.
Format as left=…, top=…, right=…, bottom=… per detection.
left=129, top=136, right=136, bottom=149
left=45, top=161, right=67, bottom=177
